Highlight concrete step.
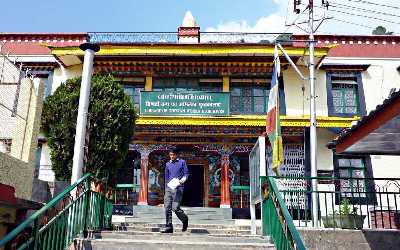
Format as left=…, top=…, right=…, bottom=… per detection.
left=113, top=222, right=256, bottom=231
left=133, top=206, right=231, bottom=213
left=133, top=210, right=232, bottom=219
left=130, top=214, right=231, bottom=220
left=124, top=217, right=236, bottom=225
left=114, top=225, right=253, bottom=235
left=94, top=231, right=270, bottom=243
left=75, top=237, right=274, bottom=250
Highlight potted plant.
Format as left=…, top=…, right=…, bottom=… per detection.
left=322, top=198, right=366, bottom=229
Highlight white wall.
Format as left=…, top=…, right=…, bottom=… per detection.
left=38, top=142, right=55, bottom=182
left=51, top=64, right=83, bottom=93
left=322, top=57, right=400, bottom=114
left=370, top=155, right=400, bottom=179
left=37, top=64, right=83, bottom=182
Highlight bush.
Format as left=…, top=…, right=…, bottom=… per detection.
left=41, top=75, right=136, bottom=183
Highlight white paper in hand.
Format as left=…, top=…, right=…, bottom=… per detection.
left=167, top=178, right=180, bottom=190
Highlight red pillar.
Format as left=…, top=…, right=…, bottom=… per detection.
left=138, top=151, right=149, bottom=205
left=220, top=153, right=231, bottom=208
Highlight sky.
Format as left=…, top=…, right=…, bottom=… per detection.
left=1, top=0, right=398, bottom=35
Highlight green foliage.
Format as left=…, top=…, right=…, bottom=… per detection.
left=372, top=26, right=394, bottom=35
left=339, top=198, right=357, bottom=216
left=41, top=75, right=136, bottom=183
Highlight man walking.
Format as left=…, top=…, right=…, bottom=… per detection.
left=161, top=147, right=189, bottom=233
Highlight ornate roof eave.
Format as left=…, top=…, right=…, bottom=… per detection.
left=49, top=44, right=330, bottom=67
left=136, top=115, right=359, bottom=128
left=48, top=44, right=330, bottom=57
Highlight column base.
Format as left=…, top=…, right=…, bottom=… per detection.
left=137, top=202, right=148, bottom=206
left=219, top=204, right=231, bottom=208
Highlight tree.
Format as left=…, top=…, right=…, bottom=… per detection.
left=41, top=75, right=136, bottom=183
left=272, top=33, right=293, bottom=46
left=372, top=26, right=394, bottom=35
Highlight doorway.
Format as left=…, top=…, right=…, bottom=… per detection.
left=181, top=165, right=204, bottom=207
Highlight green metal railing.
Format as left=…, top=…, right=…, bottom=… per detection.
left=264, top=176, right=306, bottom=250
left=113, top=183, right=140, bottom=205
left=273, top=176, right=400, bottom=229
left=0, top=173, right=112, bottom=250
left=231, top=185, right=250, bottom=208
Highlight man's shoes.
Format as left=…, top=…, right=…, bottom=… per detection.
left=161, top=226, right=173, bottom=233
left=182, top=219, right=188, bottom=232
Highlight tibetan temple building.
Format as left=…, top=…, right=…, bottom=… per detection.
left=2, top=12, right=400, bottom=210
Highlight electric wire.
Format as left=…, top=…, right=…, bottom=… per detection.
left=310, top=5, right=400, bottom=25
left=345, top=0, right=400, bottom=10
left=329, top=2, right=400, bottom=19
left=329, top=18, right=375, bottom=29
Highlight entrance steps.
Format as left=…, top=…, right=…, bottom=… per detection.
left=126, top=205, right=234, bottom=224
left=73, top=219, right=274, bottom=250
left=72, top=207, right=274, bottom=249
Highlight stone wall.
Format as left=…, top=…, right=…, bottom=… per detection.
left=0, top=77, right=45, bottom=200
left=10, top=78, right=45, bottom=163
left=299, top=228, right=400, bottom=250
left=0, top=151, right=34, bottom=199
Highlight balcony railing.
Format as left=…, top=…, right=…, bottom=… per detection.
left=88, top=32, right=291, bottom=44
left=271, top=176, right=400, bottom=229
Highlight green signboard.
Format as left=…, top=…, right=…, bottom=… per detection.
left=140, top=91, right=230, bottom=116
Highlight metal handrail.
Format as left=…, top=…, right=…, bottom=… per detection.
left=266, top=176, right=306, bottom=250
left=230, top=185, right=250, bottom=191
left=0, top=173, right=112, bottom=249
left=272, top=176, right=400, bottom=181
left=115, top=183, right=140, bottom=189
left=272, top=176, right=400, bottom=229
left=0, top=173, right=91, bottom=246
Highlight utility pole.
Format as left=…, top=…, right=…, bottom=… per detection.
left=292, top=0, right=324, bottom=227
left=71, top=43, right=100, bottom=187
left=308, top=0, right=319, bottom=227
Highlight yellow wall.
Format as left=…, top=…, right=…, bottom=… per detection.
left=316, top=128, right=336, bottom=171
left=283, top=67, right=329, bottom=117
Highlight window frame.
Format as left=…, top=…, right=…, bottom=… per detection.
left=230, top=84, right=270, bottom=114
left=122, top=83, right=145, bottom=109
left=229, top=76, right=286, bottom=115
left=152, top=78, right=222, bottom=92
left=333, top=154, right=376, bottom=205
left=326, top=71, right=366, bottom=117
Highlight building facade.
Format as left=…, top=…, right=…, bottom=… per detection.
left=2, top=14, right=400, bottom=209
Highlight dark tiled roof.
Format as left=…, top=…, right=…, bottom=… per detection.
left=327, top=89, right=400, bottom=148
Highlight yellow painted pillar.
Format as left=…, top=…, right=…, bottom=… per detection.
left=145, top=75, right=153, bottom=91
left=222, top=75, right=230, bottom=92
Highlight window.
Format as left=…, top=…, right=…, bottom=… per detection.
left=327, top=72, right=365, bottom=117
left=334, top=155, right=376, bottom=205
left=230, top=83, right=269, bottom=114
left=337, top=157, right=367, bottom=198
left=123, top=84, right=144, bottom=109
left=35, top=143, right=42, bottom=178
left=332, top=82, right=359, bottom=115
left=152, top=78, right=222, bottom=92
left=0, top=139, right=12, bottom=153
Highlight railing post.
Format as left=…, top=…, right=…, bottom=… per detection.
left=82, top=177, right=91, bottom=236
left=32, top=218, right=39, bottom=250
left=261, top=176, right=268, bottom=236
